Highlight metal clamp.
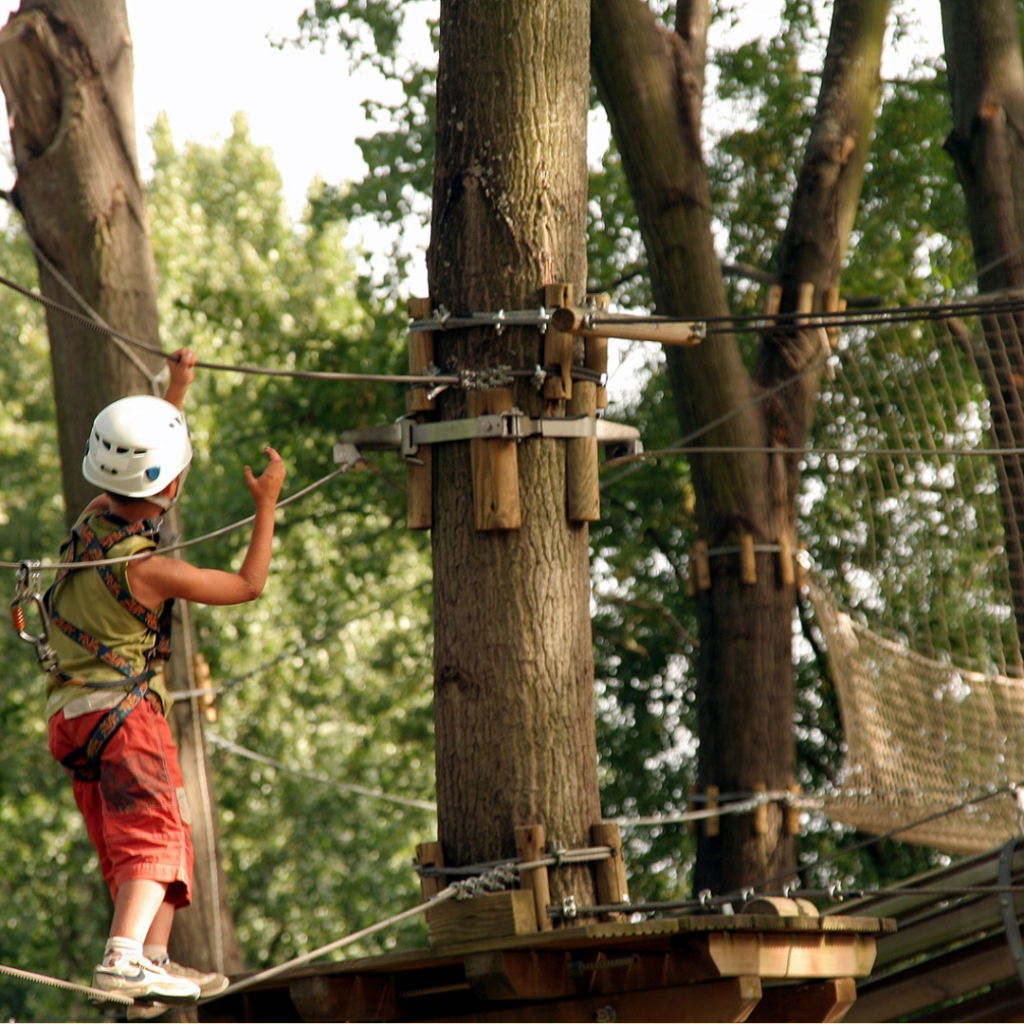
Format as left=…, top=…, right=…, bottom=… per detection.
left=10, top=561, right=59, bottom=673
left=336, top=410, right=645, bottom=465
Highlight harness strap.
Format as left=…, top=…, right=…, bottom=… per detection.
left=46, top=515, right=173, bottom=688
left=59, top=680, right=161, bottom=782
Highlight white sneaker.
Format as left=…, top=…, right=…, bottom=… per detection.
left=155, top=956, right=229, bottom=997
left=126, top=1003, right=171, bottom=1021
left=92, top=954, right=201, bottom=1006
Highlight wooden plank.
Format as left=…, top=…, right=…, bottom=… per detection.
left=566, top=380, right=600, bottom=521
left=844, top=930, right=1015, bottom=1023
left=591, top=822, right=630, bottom=911
left=468, top=387, right=521, bottom=530
left=416, top=840, right=446, bottom=900
left=922, top=979, right=1024, bottom=1023
left=515, top=824, right=553, bottom=932
left=544, top=283, right=574, bottom=400
left=747, top=978, right=857, bottom=1023
left=551, top=306, right=701, bottom=347
left=464, top=950, right=574, bottom=1001
left=272, top=913, right=892, bottom=981
left=783, top=934, right=878, bottom=979
left=290, top=973, right=398, bottom=1023
left=419, top=977, right=763, bottom=1023
left=426, top=890, right=538, bottom=947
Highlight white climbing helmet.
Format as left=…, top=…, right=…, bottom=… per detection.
left=82, top=395, right=193, bottom=501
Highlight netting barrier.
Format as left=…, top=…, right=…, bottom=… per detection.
left=801, top=297, right=1024, bottom=852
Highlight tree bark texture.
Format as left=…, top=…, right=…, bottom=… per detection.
left=0, top=0, right=242, bottom=977
left=428, top=0, right=601, bottom=901
left=592, top=0, right=888, bottom=894
left=942, top=0, right=1024, bottom=654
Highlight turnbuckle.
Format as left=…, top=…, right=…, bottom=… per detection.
left=11, top=561, right=59, bottom=673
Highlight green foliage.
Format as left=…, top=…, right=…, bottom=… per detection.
left=0, top=118, right=435, bottom=1020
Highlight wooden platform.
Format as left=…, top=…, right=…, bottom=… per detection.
left=200, top=911, right=894, bottom=1022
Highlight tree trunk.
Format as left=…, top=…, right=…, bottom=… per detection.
left=0, top=0, right=242, bottom=977
left=428, top=0, right=601, bottom=902
left=942, top=0, right=1024, bottom=654
left=592, top=0, right=888, bottom=894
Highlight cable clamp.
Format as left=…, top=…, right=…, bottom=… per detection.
left=433, top=305, right=451, bottom=328
left=828, top=882, right=844, bottom=902
left=561, top=895, right=578, bottom=920
left=698, top=889, right=713, bottom=909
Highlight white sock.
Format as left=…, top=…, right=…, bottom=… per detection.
left=143, top=944, right=169, bottom=964
left=103, top=936, right=142, bottom=965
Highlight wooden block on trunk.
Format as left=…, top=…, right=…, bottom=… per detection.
left=426, top=890, right=537, bottom=947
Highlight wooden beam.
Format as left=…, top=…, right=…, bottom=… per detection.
left=515, top=824, right=553, bottom=932
left=468, top=388, right=521, bottom=530
left=747, top=978, right=857, bottom=1023
left=844, top=930, right=1014, bottom=1023
left=544, top=283, right=574, bottom=400
left=290, top=973, right=398, bottom=1023
left=426, top=890, right=538, bottom=947
left=463, top=950, right=575, bottom=1001
left=551, top=305, right=701, bottom=347
left=419, top=976, right=763, bottom=1023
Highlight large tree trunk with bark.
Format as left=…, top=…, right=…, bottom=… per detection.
left=428, top=0, right=601, bottom=901
left=592, top=0, right=888, bottom=894
left=942, top=0, right=1024, bottom=655
left=0, top=0, right=242, bottom=979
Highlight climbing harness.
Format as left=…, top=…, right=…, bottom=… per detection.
left=59, top=680, right=162, bottom=782
left=29, top=515, right=175, bottom=782
left=44, top=514, right=173, bottom=690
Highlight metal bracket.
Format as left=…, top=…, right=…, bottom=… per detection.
left=335, top=411, right=643, bottom=466
left=999, top=835, right=1024, bottom=991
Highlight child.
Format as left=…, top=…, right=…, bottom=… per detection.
left=44, top=348, right=286, bottom=1009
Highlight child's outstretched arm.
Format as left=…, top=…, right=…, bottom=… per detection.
left=163, top=348, right=198, bottom=410
left=127, top=448, right=287, bottom=608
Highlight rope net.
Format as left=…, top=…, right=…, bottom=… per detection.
left=803, top=298, right=1024, bottom=852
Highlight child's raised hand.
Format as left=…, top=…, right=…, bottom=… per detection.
left=244, top=447, right=286, bottom=508
left=165, top=348, right=199, bottom=409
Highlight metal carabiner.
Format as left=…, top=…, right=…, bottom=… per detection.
left=10, top=561, right=59, bottom=673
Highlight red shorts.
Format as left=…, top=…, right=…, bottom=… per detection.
left=48, top=698, right=193, bottom=908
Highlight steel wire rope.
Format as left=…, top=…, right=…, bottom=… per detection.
left=716, top=783, right=1018, bottom=907
left=0, top=270, right=460, bottom=386
left=206, top=734, right=437, bottom=812
left=0, top=464, right=352, bottom=573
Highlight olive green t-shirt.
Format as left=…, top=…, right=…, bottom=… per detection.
left=45, top=512, right=172, bottom=718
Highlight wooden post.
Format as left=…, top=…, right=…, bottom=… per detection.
left=586, top=292, right=610, bottom=410
left=416, top=840, right=446, bottom=900
left=551, top=306, right=700, bottom=347
left=753, top=782, right=768, bottom=835
left=591, top=822, right=629, bottom=912
left=786, top=784, right=802, bottom=835
left=514, top=824, right=553, bottom=932
left=407, top=297, right=436, bottom=414
left=693, top=541, right=712, bottom=591
left=778, top=534, right=795, bottom=587
left=796, top=281, right=815, bottom=322
left=406, top=297, right=435, bottom=530
left=740, top=534, right=757, bottom=585
left=705, top=784, right=720, bottom=837
left=543, top=283, right=574, bottom=401
left=763, top=284, right=782, bottom=321
left=192, top=652, right=216, bottom=723
left=566, top=380, right=600, bottom=522
left=469, top=388, right=521, bottom=530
